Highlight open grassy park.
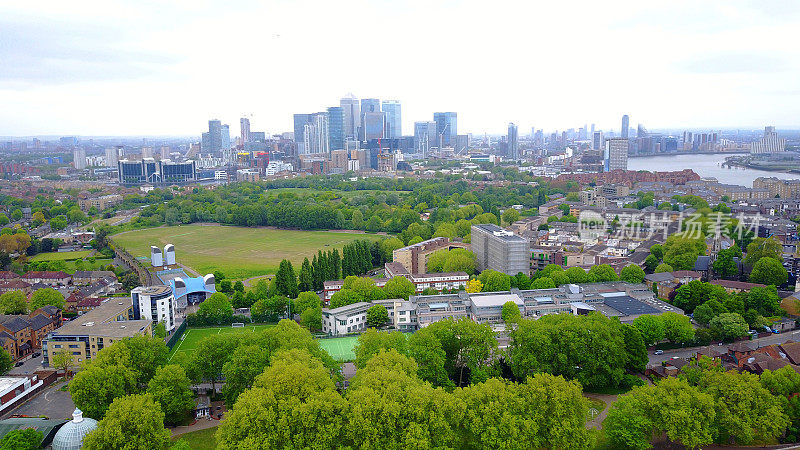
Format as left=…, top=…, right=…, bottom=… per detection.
left=111, top=224, right=382, bottom=280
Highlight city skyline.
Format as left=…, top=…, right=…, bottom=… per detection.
left=3, top=1, right=800, bottom=136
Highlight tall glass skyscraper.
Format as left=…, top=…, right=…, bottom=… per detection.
left=433, top=112, right=457, bottom=147
left=340, top=95, right=360, bottom=139
left=381, top=100, right=401, bottom=139
left=293, top=114, right=313, bottom=154
left=414, top=121, right=437, bottom=156
left=508, top=122, right=519, bottom=159
left=327, top=106, right=345, bottom=151
left=621, top=115, right=629, bottom=139
left=201, top=119, right=230, bottom=154
left=360, top=99, right=381, bottom=141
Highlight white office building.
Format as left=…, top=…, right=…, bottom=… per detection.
left=131, top=285, right=177, bottom=332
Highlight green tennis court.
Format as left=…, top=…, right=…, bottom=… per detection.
left=168, top=324, right=274, bottom=361
left=318, top=336, right=359, bottom=361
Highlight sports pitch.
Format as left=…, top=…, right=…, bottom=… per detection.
left=167, top=324, right=275, bottom=362
left=318, top=336, right=358, bottom=361
left=111, top=224, right=382, bottom=280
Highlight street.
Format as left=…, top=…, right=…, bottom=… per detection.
left=9, top=354, right=46, bottom=376
left=648, top=330, right=800, bottom=365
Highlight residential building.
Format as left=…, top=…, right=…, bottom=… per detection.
left=392, top=237, right=469, bottom=274
left=240, top=117, right=251, bottom=144
left=77, top=194, right=123, bottom=211
left=43, top=299, right=152, bottom=367
left=508, top=122, right=519, bottom=159
left=236, top=168, right=260, bottom=182
left=104, top=146, right=123, bottom=167
left=471, top=224, right=530, bottom=276
left=751, top=126, right=786, bottom=153
left=604, top=138, right=629, bottom=172
left=0, top=307, right=62, bottom=360
left=621, top=115, right=629, bottom=139
left=131, top=285, right=177, bottom=332
left=201, top=119, right=230, bottom=154
left=72, top=149, right=86, bottom=170
left=414, top=121, right=437, bottom=156
left=21, top=271, right=71, bottom=286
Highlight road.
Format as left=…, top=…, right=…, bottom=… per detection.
left=9, top=354, right=45, bottom=376
left=648, top=330, right=800, bottom=365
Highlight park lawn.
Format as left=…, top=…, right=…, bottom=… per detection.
left=172, top=426, right=217, bottom=450
left=111, top=224, right=383, bottom=280
left=167, top=324, right=275, bottom=362
left=318, top=336, right=359, bottom=362
left=29, top=250, right=91, bottom=261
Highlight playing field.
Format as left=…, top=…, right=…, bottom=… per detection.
left=111, top=224, right=382, bottom=280
left=318, top=336, right=358, bottom=361
left=29, top=250, right=91, bottom=261
left=167, top=324, right=275, bottom=362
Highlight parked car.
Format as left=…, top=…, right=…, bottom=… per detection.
left=32, top=352, right=41, bottom=358
left=654, top=350, right=664, bottom=355
left=14, top=362, right=23, bottom=367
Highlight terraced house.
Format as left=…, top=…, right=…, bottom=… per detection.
left=0, top=306, right=62, bottom=361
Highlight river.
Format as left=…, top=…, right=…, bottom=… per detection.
left=627, top=153, right=800, bottom=187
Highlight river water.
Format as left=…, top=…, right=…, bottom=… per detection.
left=627, top=153, right=800, bottom=187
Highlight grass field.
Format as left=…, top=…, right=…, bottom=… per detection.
left=318, top=336, right=359, bottom=361
left=111, top=224, right=383, bottom=280
left=168, top=324, right=275, bottom=361
left=29, top=250, right=91, bottom=261
left=172, top=426, right=217, bottom=450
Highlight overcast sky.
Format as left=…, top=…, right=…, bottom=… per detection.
left=2, top=0, right=799, bottom=137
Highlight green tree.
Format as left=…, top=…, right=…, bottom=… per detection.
left=49, top=349, right=74, bottom=378
left=293, top=291, right=321, bottom=314
left=663, top=236, right=704, bottom=270
left=501, top=208, right=520, bottom=225
left=672, top=280, right=728, bottom=314
left=184, top=334, right=241, bottom=393
left=477, top=270, right=511, bottom=292
left=661, top=311, right=694, bottom=343
left=632, top=314, right=665, bottom=346
left=220, top=344, right=271, bottom=406
left=426, top=248, right=477, bottom=275
left=501, top=300, right=521, bottom=323
left=329, top=289, right=363, bottom=309
left=0, top=348, right=12, bottom=375
left=693, top=300, right=727, bottom=326
left=530, top=276, right=556, bottom=289
left=146, top=365, right=194, bottom=426
left=29, top=287, right=65, bottom=310
left=353, top=329, right=409, bottom=369
left=300, top=307, right=322, bottom=331
left=655, top=263, right=674, bottom=273
left=233, top=280, right=244, bottom=292
left=644, top=254, right=659, bottom=273
left=622, top=325, right=648, bottom=372
left=710, top=312, right=749, bottom=340
left=153, top=321, right=167, bottom=340
left=620, top=264, right=646, bottom=283
left=749, top=256, right=788, bottom=286
left=70, top=364, right=137, bottom=419
left=0, top=290, right=27, bottom=314
left=589, top=264, right=619, bottom=282
left=82, top=394, right=171, bottom=450
left=275, top=259, right=299, bottom=298
left=383, top=276, right=415, bottom=300
left=196, top=292, right=234, bottom=324
left=366, top=304, right=389, bottom=328
left=379, top=237, right=404, bottom=263
left=298, top=257, right=313, bottom=292
left=650, top=244, right=664, bottom=260
left=0, top=429, right=42, bottom=450
left=713, top=245, right=741, bottom=279
left=564, top=266, right=592, bottom=283
left=744, top=237, right=782, bottom=267
left=251, top=295, right=290, bottom=322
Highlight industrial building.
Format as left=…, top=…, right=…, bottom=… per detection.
left=471, top=224, right=530, bottom=276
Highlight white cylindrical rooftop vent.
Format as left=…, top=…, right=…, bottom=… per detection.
left=164, top=244, right=176, bottom=265
left=150, top=246, right=163, bottom=267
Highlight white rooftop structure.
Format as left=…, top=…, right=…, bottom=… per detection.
left=470, top=293, right=524, bottom=308
left=51, top=409, right=98, bottom=450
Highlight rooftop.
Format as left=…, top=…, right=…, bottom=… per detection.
left=52, top=299, right=150, bottom=339
left=602, top=295, right=661, bottom=316
left=470, top=293, right=524, bottom=308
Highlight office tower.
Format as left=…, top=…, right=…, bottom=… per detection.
left=470, top=224, right=529, bottom=276
left=591, top=123, right=595, bottom=136
left=414, top=121, right=437, bottom=157
left=327, top=106, right=345, bottom=151
left=382, top=100, right=402, bottom=138
left=359, top=99, right=381, bottom=141
left=201, top=119, right=230, bottom=154
left=751, top=126, right=786, bottom=153
left=604, top=138, right=629, bottom=172
left=637, top=123, right=647, bottom=138
left=141, top=147, right=154, bottom=159
left=293, top=114, right=313, bottom=154
left=240, top=117, right=251, bottom=144
left=73, top=148, right=87, bottom=169
left=362, top=112, right=385, bottom=141
left=340, top=94, right=360, bottom=139
left=592, top=131, right=604, bottom=150
left=621, top=115, right=629, bottom=139
left=303, top=112, right=330, bottom=154
left=433, top=112, right=457, bottom=147
left=508, top=123, right=519, bottom=159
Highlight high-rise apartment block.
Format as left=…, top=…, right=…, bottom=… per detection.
left=604, top=138, right=629, bottom=172
left=592, top=131, right=604, bottom=150
left=471, top=224, right=529, bottom=276
left=508, top=123, right=519, bottom=159
left=73, top=148, right=87, bottom=169
left=201, top=119, right=231, bottom=154
left=751, top=126, right=786, bottom=153
left=240, top=117, right=251, bottom=144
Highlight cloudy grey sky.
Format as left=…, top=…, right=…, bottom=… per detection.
left=2, top=0, right=799, bottom=137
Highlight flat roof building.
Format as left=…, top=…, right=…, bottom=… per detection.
left=471, top=224, right=530, bottom=276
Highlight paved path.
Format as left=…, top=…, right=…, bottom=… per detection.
left=584, top=393, right=618, bottom=430
left=242, top=274, right=272, bottom=288
left=171, top=418, right=221, bottom=437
